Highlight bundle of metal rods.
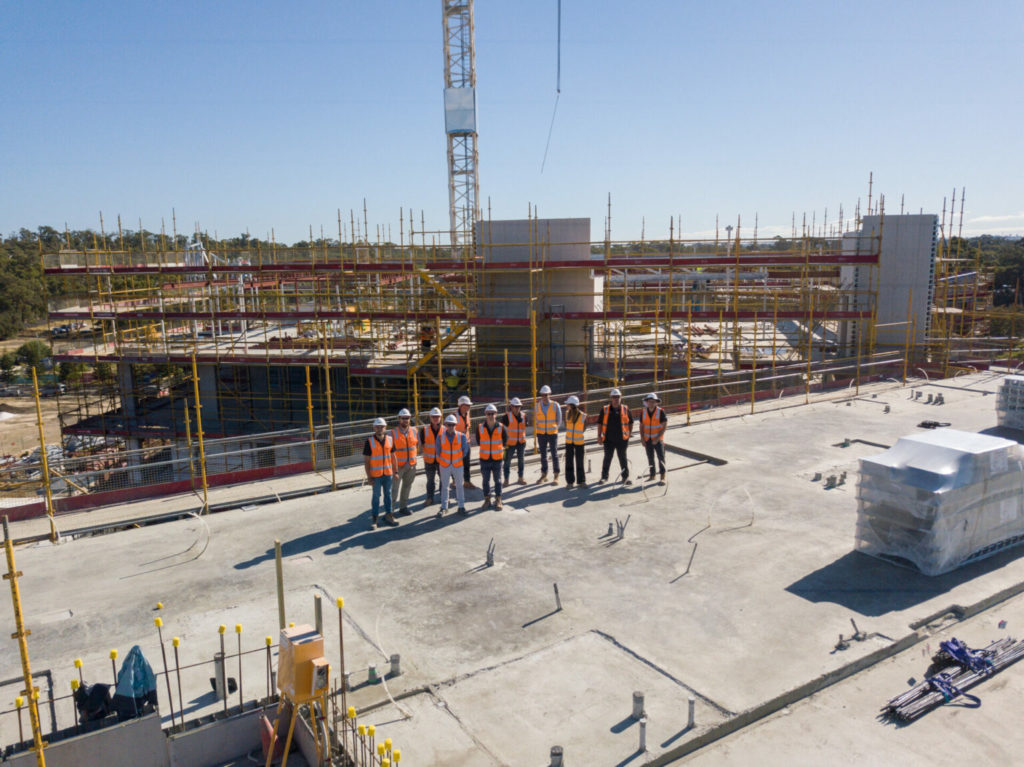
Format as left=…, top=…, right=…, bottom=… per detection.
left=882, top=636, right=1024, bottom=723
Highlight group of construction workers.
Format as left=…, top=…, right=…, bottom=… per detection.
left=362, top=388, right=668, bottom=530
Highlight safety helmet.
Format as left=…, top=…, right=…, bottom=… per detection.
left=458, top=395, right=472, bottom=406
left=643, top=393, right=658, bottom=402
left=610, top=388, right=622, bottom=397
left=539, top=385, right=552, bottom=395
left=444, top=414, right=458, bottom=424
left=398, top=408, right=411, bottom=417
left=510, top=397, right=522, bottom=406
left=485, top=404, right=498, bottom=413
left=566, top=395, right=580, bottom=406
left=373, top=417, right=387, bottom=427
left=429, top=407, right=442, bottom=417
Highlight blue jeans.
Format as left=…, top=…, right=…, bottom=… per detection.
left=503, top=441, right=525, bottom=483
left=480, top=459, right=503, bottom=499
left=371, top=474, right=393, bottom=519
left=538, top=433, right=560, bottom=475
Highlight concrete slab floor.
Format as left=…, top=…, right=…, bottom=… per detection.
left=1, top=372, right=1023, bottom=766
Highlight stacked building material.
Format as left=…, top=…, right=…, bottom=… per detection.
left=882, top=636, right=1024, bottom=722
left=997, top=375, right=1024, bottom=431
left=855, top=428, right=1024, bottom=575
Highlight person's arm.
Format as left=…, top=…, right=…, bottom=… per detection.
left=363, top=439, right=374, bottom=479
left=556, top=402, right=563, bottom=430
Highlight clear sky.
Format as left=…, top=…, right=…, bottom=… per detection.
left=3, top=1, right=1022, bottom=243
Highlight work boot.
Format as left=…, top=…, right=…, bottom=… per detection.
left=397, top=507, right=412, bottom=517
left=369, top=515, right=378, bottom=530
left=517, top=477, right=527, bottom=486
left=658, top=474, right=666, bottom=486
left=464, top=480, right=477, bottom=489
left=578, top=481, right=587, bottom=488
left=624, top=478, right=633, bottom=486
left=424, top=495, right=435, bottom=507
left=495, top=498, right=503, bottom=510
left=457, top=507, right=468, bottom=516
left=537, top=474, right=548, bottom=484
left=436, top=506, right=446, bottom=519
left=381, top=513, right=399, bottom=527
left=482, top=496, right=492, bottom=510
left=597, top=477, right=607, bottom=485
left=553, top=473, right=560, bottom=485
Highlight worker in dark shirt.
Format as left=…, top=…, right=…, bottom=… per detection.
left=640, top=393, right=668, bottom=484
left=597, top=388, right=634, bottom=485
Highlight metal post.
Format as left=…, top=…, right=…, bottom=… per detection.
left=305, top=366, right=316, bottom=470
left=3, top=516, right=47, bottom=766
left=235, top=624, right=244, bottom=712
left=504, top=348, right=509, bottom=405
left=686, top=300, right=692, bottom=426
left=217, top=624, right=228, bottom=712
left=183, top=402, right=196, bottom=487
left=172, top=638, right=184, bottom=727
left=435, top=315, right=444, bottom=409
left=321, top=326, right=337, bottom=490
left=531, top=308, right=538, bottom=454
left=154, top=618, right=177, bottom=729
left=275, top=540, right=285, bottom=630
left=30, top=369, right=57, bottom=542
left=314, top=594, right=323, bottom=636
left=189, top=354, right=209, bottom=513
left=687, top=696, right=696, bottom=728
left=903, top=288, right=914, bottom=385
left=632, top=691, right=644, bottom=719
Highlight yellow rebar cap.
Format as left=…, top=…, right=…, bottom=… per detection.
left=265, top=636, right=273, bottom=646
left=154, top=617, right=163, bottom=628
left=385, top=737, right=392, bottom=749
left=378, top=744, right=386, bottom=756
left=73, top=658, right=82, bottom=668
left=393, top=749, right=401, bottom=763
left=110, top=649, right=118, bottom=660
left=368, top=725, right=375, bottom=737
left=357, top=724, right=366, bottom=736
left=235, top=623, right=243, bottom=634
left=218, top=624, right=226, bottom=634
left=336, top=596, right=344, bottom=609
left=71, top=679, right=80, bottom=691
left=347, top=706, right=356, bottom=719
left=172, top=637, right=180, bottom=647
left=15, top=696, right=23, bottom=708
left=156, top=602, right=163, bottom=610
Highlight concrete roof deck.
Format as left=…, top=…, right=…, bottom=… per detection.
left=3, top=371, right=1024, bottom=765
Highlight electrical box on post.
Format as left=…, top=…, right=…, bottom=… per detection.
left=277, top=624, right=328, bottom=703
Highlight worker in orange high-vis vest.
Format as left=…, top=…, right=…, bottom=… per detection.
left=500, top=397, right=528, bottom=486
left=436, top=414, right=469, bottom=518
left=455, top=395, right=476, bottom=489
left=363, top=417, right=399, bottom=529
left=534, top=385, right=562, bottom=484
left=419, top=407, right=444, bottom=507
left=563, top=395, right=587, bottom=488
left=476, top=404, right=509, bottom=510
left=640, top=393, right=668, bottom=485
left=390, top=408, right=419, bottom=515
left=597, top=388, right=634, bottom=485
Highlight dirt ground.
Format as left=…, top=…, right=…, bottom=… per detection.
left=0, top=398, right=63, bottom=458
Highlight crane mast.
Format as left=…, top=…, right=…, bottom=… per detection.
left=442, top=1, right=480, bottom=260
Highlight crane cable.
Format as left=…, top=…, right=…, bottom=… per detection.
left=540, top=0, right=561, bottom=174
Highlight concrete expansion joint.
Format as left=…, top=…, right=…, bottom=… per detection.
left=589, top=629, right=733, bottom=717
left=426, top=684, right=512, bottom=767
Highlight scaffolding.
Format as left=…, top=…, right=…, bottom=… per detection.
left=38, top=216, right=894, bottom=447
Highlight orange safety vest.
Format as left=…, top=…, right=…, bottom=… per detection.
left=455, top=409, right=471, bottom=435
left=420, top=424, right=441, bottom=464
left=599, top=404, right=631, bottom=443
left=436, top=431, right=465, bottom=468
left=535, top=400, right=559, bottom=434
left=565, top=411, right=586, bottom=445
left=390, top=427, right=419, bottom=468
left=504, top=411, right=526, bottom=444
left=367, top=435, right=395, bottom=477
left=477, top=421, right=506, bottom=461
left=641, top=407, right=666, bottom=443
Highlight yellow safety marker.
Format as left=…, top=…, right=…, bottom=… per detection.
left=347, top=706, right=356, bottom=719
left=218, top=624, right=226, bottom=634
left=393, top=748, right=401, bottom=763
left=336, top=597, right=344, bottom=609
left=172, top=637, right=180, bottom=647
left=16, top=696, right=24, bottom=708
left=368, top=725, right=375, bottom=737
left=378, top=743, right=386, bottom=757
left=235, top=624, right=243, bottom=634
left=357, top=724, right=366, bottom=737
left=156, top=602, right=163, bottom=610
left=265, top=636, right=273, bottom=646
left=154, top=617, right=163, bottom=628
left=70, top=679, right=79, bottom=691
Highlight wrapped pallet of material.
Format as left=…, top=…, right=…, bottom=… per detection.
left=997, top=375, right=1024, bottom=431
left=855, top=428, right=1024, bottom=575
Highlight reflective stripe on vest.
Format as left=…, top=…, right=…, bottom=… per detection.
left=437, top=431, right=465, bottom=468
left=455, top=410, right=471, bottom=435
left=477, top=422, right=505, bottom=461
left=565, top=413, right=586, bottom=445
left=421, top=425, right=441, bottom=463
left=368, top=434, right=394, bottom=477
left=505, top=412, right=526, bottom=444
left=535, top=401, right=558, bottom=434
left=390, top=427, right=419, bottom=467
left=641, top=407, right=666, bottom=442
left=600, top=404, right=631, bottom=441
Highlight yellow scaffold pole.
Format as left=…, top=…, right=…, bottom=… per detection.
left=190, top=354, right=210, bottom=513
left=30, top=369, right=57, bottom=542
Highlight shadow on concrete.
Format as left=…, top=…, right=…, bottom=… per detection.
left=609, top=714, right=637, bottom=734
left=786, top=548, right=1024, bottom=616
left=660, top=724, right=694, bottom=748
left=521, top=607, right=562, bottom=629
left=979, top=425, right=1024, bottom=443
left=234, top=522, right=357, bottom=569
left=612, top=749, right=646, bottom=767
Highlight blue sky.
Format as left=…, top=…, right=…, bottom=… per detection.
left=3, top=1, right=1022, bottom=243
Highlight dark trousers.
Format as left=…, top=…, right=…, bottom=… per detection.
left=538, top=433, right=560, bottom=475
left=503, top=441, right=525, bottom=482
left=480, top=458, right=503, bottom=499
left=644, top=440, right=666, bottom=478
left=462, top=443, right=472, bottom=483
left=601, top=441, right=629, bottom=481
left=424, top=461, right=439, bottom=499
left=565, top=443, right=585, bottom=485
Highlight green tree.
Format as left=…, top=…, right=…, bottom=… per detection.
left=15, top=340, right=51, bottom=371
left=58, top=361, right=86, bottom=383
left=0, top=352, right=15, bottom=380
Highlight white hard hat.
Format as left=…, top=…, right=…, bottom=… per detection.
left=398, top=408, right=411, bottom=417
left=510, top=397, right=522, bottom=406
left=610, top=388, right=622, bottom=397
left=458, top=395, right=472, bottom=406
left=566, top=395, right=580, bottom=406
left=485, top=404, right=498, bottom=413
left=444, top=414, right=458, bottom=424
left=539, top=385, right=552, bottom=395
left=373, top=417, right=387, bottom=427
left=429, top=407, right=442, bottom=417
left=643, top=393, right=657, bottom=402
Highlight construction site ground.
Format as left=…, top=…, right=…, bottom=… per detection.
left=3, top=371, right=1024, bottom=765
